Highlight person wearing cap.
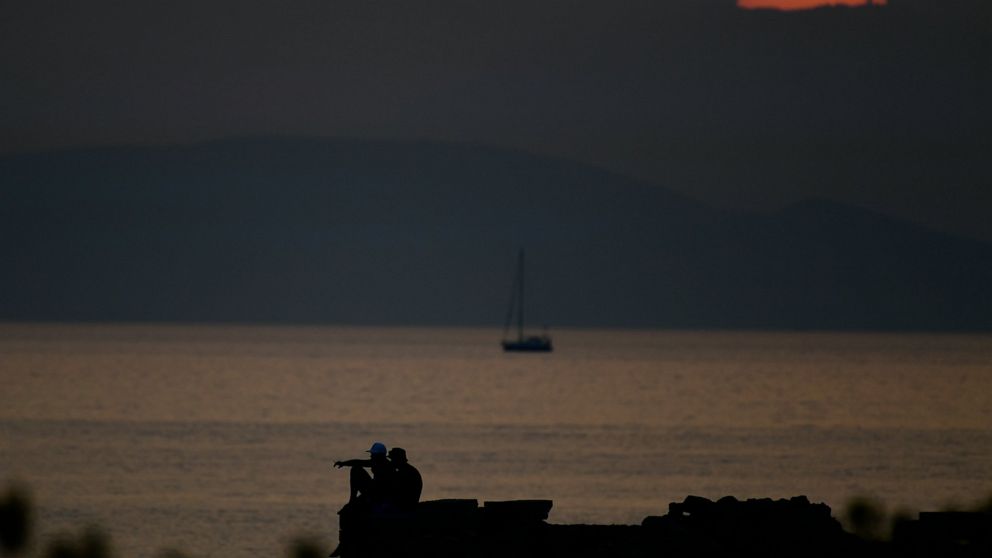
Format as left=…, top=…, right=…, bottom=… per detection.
left=334, top=441, right=395, bottom=507
left=386, top=447, right=422, bottom=513
left=331, top=442, right=396, bottom=557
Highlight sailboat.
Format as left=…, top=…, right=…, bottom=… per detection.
left=501, top=250, right=553, bottom=352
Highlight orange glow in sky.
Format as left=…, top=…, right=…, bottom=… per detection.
left=738, top=0, right=887, bottom=10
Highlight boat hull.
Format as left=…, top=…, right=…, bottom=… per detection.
left=502, top=337, right=553, bottom=352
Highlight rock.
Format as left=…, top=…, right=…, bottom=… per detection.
left=893, top=511, right=992, bottom=557
left=482, top=500, right=553, bottom=523
left=336, top=494, right=992, bottom=557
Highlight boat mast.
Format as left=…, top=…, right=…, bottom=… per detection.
left=517, top=249, right=524, bottom=342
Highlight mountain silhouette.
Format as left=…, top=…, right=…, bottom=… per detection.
left=2, top=137, right=990, bottom=329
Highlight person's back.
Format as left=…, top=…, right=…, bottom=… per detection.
left=387, top=447, right=422, bottom=512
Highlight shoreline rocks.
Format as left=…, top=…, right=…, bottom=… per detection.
left=334, top=495, right=991, bottom=557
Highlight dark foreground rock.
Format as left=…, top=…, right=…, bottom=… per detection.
left=892, top=511, right=992, bottom=558
left=332, top=496, right=992, bottom=557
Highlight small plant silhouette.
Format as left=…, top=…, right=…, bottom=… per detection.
left=0, top=483, right=33, bottom=556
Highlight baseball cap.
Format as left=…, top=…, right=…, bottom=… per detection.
left=366, top=442, right=387, bottom=456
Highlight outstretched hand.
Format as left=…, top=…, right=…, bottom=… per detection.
left=334, top=461, right=343, bottom=468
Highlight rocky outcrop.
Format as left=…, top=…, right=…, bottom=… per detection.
left=891, top=511, right=992, bottom=557
left=637, top=495, right=861, bottom=557
left=333, top=496, right=991, bottom=557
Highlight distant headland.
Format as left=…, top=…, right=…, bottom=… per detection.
left=3, top=138, right=992, bottom=330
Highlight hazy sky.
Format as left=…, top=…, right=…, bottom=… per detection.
left=2, top=0, right=989, bottom=241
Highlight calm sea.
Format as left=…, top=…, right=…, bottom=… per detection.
left=2, top=324, right=991, bottom=557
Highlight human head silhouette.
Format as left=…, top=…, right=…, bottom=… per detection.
left=366, top=442, right=386, bottom=455
left=366, top=441, right=388, bottom=463
left=388, top=447, right=407, bottom=464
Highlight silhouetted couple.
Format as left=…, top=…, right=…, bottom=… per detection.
left=331, top=442, right=423, bottom=556
left=335, top=442, right=422, bottom=513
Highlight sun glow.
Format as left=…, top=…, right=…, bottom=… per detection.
left=738, top=0, right=887, bottom=10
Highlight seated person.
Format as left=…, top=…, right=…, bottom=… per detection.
left=334, top=441, right=395, bottom=512
left=387, top=447, right=422, bottom=513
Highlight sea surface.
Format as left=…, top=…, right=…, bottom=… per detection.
left=2, top=324, right=991, bottom=557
